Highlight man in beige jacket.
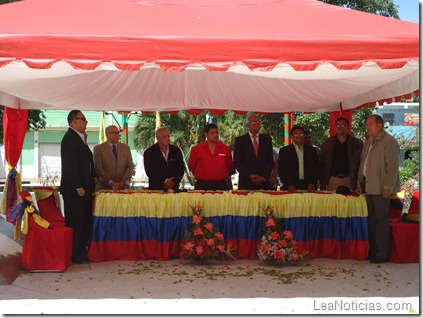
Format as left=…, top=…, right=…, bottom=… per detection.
left=355, top=115, right=400, bottom=264
left=93, top=125, right=134, bottom=191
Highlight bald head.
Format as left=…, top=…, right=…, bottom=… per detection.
left=156, top=128, right=170, bottom=148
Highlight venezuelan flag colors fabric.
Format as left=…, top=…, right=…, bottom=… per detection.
left=88, top=191, right=369, bottom=262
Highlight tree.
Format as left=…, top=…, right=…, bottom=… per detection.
left=0, top=107, right=47, bottom=145
left=320, top=0, right=399, bottom=18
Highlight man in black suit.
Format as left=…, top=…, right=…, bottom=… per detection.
left=60, top=110, right=96, bottom=264
left=144, top=128, right=185, bottom=192
left=278, top=125, right=319, bottom=192
left=234, top=114, right=275, bottom=190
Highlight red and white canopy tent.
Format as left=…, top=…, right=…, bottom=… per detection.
left=0, top=0, right=419, bottom=218
left=0, top=0, right=419, bottom=113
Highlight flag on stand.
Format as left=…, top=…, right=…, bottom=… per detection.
left=98, top=111, right=107, bottom=144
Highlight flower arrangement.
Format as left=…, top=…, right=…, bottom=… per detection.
left=180, top=203, right=236, bottom=263
left=401, top=172, right=419, bottom=215
left=257, top=206, right=308, bottom=265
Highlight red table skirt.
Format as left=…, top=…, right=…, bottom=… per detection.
left=390, top=218, right=419, bottom=263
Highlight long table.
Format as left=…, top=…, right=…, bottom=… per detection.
left=88, top=191, right=369, bottom=262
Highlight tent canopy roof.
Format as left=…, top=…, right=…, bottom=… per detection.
left=0, top=0, right=419, bottom=113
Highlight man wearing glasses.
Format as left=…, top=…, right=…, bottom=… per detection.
left=234, top=114, right=274, bottom=190
left=60, top=110, right=97, bottom=264
left=319, top=117, right=363, bottom=192
left=278, top=125, right=319, bottom=192
left=93, top=125, right=134, bottom=191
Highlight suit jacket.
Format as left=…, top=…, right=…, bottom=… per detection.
left=93, top=141, right=134, bottom=190
left=234, top=133, right=274, bottom=190
left=357, top=130, right=400, bottom=195
left=319, top=134, right=363, bottom=190
left=278, top=143, right=319, bottom=190
left=60, top=128, right=96, bottom=196
left=143, top=143, right=185, bottom=191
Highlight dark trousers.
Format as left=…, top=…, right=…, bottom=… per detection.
left=195, top=180, right=228, bottom=191
left=366, top=194, right=391, bottom=260
left=64, top=194, right=93, bottom=260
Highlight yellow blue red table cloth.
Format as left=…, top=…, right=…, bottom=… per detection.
left=88, top=191, right=369, bottom=261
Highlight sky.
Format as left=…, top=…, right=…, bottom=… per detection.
left=394, top=0, right=420, bottom=23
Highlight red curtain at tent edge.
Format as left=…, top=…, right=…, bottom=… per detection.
left=3, top=106, right=28, bottom=167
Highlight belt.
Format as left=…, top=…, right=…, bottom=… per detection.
left=332, top=174, right=349, bottom=178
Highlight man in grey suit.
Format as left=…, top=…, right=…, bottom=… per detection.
left=355, top=114, right=400, bottom=264
left=93, top=125, right=134, bottom=191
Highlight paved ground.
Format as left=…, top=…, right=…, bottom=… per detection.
left=0, top=257, right=419, bottom=314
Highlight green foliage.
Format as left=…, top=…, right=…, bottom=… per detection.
left=400, top=150, right=419, bottom=185
left=292, top=112, right=330, bottom=147
left=352, top=107, right=374, bottom=140
left=320, top=0, right=399, bottom=18
left=0, top=107, right=46, bottom=145
left=260, top=113, right=285, bottom=149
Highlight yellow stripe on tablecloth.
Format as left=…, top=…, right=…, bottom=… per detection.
left=93, top=192, right=367, bottom=218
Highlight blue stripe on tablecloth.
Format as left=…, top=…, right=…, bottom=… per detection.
left=91, top=215, right=368, bottom=243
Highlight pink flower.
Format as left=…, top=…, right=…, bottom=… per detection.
left=274, top=249, right=285, bottom=259
left=284, top=230, right=293, bottom=240
left=215, top=232, right=224, bottom=240
left=184, top=241, right=194, bottom=251
left=292, top=251, right=299, bottom=261
left=277, top=239, right=287, bottom=248
left=206, top=238, right=215, bottom=246
left=204, top=222, right=214, bottom=231
left=192, top=215, right=202, bottom=225
left=270, top=231, right=280, bottom=240
left=196, top=246, right=204, bottom=255
left=217, top=244, right=225, bottom=252
left=194, top=228, right=204, bottom=236
left=266, top=218, right=276, bottom=227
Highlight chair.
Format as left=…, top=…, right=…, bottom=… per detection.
left=33, top=186, right=66, bottom=226
left=21, top=189, right=73, bottom=271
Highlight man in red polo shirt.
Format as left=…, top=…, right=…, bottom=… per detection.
left=188, top=123, right=233, bottom=191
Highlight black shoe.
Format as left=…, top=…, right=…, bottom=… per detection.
left=72, top=256, right=90, bottom=264
left=370, top=258, right=389, bottom=264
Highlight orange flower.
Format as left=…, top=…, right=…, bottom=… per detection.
left=195, top=202, right=202, bottom=211
left=274, top=249, right=285, bottom=259
left=292, top=251, right=299, bottom=261
left=261, top=245, right=270, bottom=253
left=184, top=241, right=194, bottom=251
left=206, top=238, right=215, bottom=246
left=217, top=244, right=225, bottom=252
left=194, top=228, right=204, bottom=236
left=283, top=230, right=293, bottom=240
left=215, top=232, right=224, bottom=240
left=277, top=239, right=287, bottom=248
left=265, top=218, right=276, bottom=227
left=270, top=231, right=280, bottom=240
left=196, top=246, right=204, bottom=255
left=192, top=215, right=202, bottom=225
left=204, top=222, right=214, bottom=231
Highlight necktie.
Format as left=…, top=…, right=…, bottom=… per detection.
left=112, top=144, right=118, bottom=160
left=253, top=134, right=259, bottom=157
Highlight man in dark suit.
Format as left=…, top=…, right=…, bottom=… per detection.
left=60, top=110, right=96, bottom=264
left=144, top=128, right=185, bottom=192
left=278, top=125, right=319, bottom=192
left=234, top=114, right=275, bottom=190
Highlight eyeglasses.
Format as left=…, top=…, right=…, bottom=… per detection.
left=293, top=133, right=304, bottom=137
left=248, top=121, right=261, bottom=124
left=336, top=124, right=347, bottom=128
left=107, top=131, right=120, bottom=135
left=75, top=117, right=87, bottom=122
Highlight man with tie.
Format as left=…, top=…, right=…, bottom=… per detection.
left=234, top=114, right=274, bottom=190
left=60, top=110, right=97, bottom=263
left=93, top=125, right=134, bottom=191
